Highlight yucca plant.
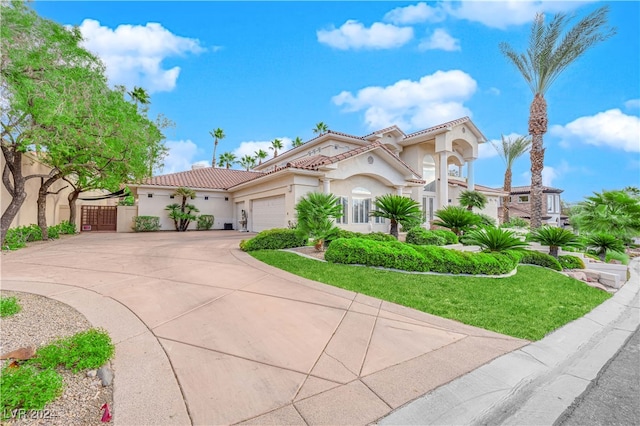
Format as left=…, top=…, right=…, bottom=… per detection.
left=463, top=227, right=529, bottom=252
left=295, top=192, right=343, bottom=251
left=530, top=226, right=582, bottom=258
left=432, top=206, right=480, bottom=236
left=370, top=194, right=422, bottom=239
left=585, top=233, right=625, bottom=261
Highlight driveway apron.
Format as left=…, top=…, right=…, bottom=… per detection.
left=0, top=232, right=527, bottom=425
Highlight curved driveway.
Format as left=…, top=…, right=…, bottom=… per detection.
left=0, top=231, right=527, bottom=425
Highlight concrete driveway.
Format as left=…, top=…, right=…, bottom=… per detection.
left=0, top=231, right=527, bottom=425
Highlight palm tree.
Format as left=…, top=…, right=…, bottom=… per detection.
left=313, top=122, right=329, bottom=135
left=530, top=226, right=582, bottom=258
left=209, top=128, right=225, bottom=168
left=500, top=8, right=614, bottom=229
left=128, top=86, right=150, bottom=108
left=432, top=206, right=480, bottom=237
left=269, top=138, right=284, bottom=158
left=370, top=194, right=422, bottom=239
left=458, top=190, right=487, bottom=212
left=463, top=227, right=528, bottom=252
left=493, top=135, right=531, bottom=223
left=165, top=187, right=199, bottom=232
left=255, top=149, right=268, bottom=165
left=585, top=233, right=625, bottom=261
left=295, top=192, right=343, bottom=251
left=572, top=190, right=640, bottom=239
left=292, top=137, right=304, bottom=148
left=238, top=155, right=256, bottom=171
left=218, top=152, right=237, bottom=169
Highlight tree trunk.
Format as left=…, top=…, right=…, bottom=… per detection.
left=550, top=245, right=559, bottom=258
left=1, top=149, right=27, bottom=246
left=390, top=220, right=399, bottom=239
left=37, top=173, right=63, bottom=240
left=528, top=93, right=548, bottom=230
left=598, top=251, right=606, bottom=262
left=68, top=189, right=81, bottom=227
left=467, top=205, right=473, bottom=212
left=503, top=168, right=512, bottom=224
left=212, top=139, right=218, bottom=168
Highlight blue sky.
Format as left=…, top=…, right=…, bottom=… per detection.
left=35, top=1, right=640, bottom=203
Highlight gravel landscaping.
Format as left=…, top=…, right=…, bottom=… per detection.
left=0, top=291, right=113, bottom=425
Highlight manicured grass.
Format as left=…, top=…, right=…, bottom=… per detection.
left=251, top=250, right=611, bottom=341
left=0, top=296, right=21, bottom=317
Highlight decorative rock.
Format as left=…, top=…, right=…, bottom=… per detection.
left=585, top=281, right=609, bottom=292
left=0, top=346, right=35, bottom=360
left=566, top=271, right=587, bottom=282
left=97, top=366, right=114, bottom=386
left=86, top=369, right=97, bottom=378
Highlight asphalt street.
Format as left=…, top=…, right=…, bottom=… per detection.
left=556, top=325, right=640, bottom=426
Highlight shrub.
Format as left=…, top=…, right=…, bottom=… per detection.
left=411, top=245, right=518, bottom=275
left=530, top=226, right=582, bottom=258
left=0, top=296, right=21, bottom=317
left=433, top=206, right=480, bottom=236
left=584, top=233, right=625, bottom=261
left=430, top=229, right=459, bottom=245
left=295, top=192, right=343, bottom=249
left=405, top=228, right=446, bottom=246
left=558, top=255, right=585, bottom=269
left=2, top=224, right=48, bottom=250
left=501, top=217, right=529, bottom=228
left=605, top=251, right=629, bottom=265
left=475, top=213, right=496, bottom=227
left=47, top=225, right=60, bottom=239
left=0, top=365, right=63, bottom=418
left=56, top=220, right=76, bottom=235
left=240, top=228, right=306, bottom=251
left=133, top=216, right=161, bottom=232
left=370, top=194, right=422, bottom=238
left=31, top=329, right=115, bottom=373
left=328, top=230, right=396, bottom=244
left=463, top=227, right=529, bottom=252
left=196, top=214, right=215, bottom=230
left=519, top=250, right=562, bottom=271
left=325, top=238, right=428, bottom=272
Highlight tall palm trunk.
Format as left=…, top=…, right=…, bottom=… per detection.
left=502, top=168, right=512, bottom=223
left=528, top=93, right=547, bottom=229
left=212, top=138, right=218, bottom=168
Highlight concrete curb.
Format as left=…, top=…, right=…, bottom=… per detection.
left=379, top=258, right=640, bottom=426
left=0, top=281, right=191, bottom=426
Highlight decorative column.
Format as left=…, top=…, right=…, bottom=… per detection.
left=438, top=152, right=449, bottom=209
left=467, top=159, right=475, bottom=191
left=395, top=186, right=404, bottom=196
left=322, top=179, right=331, bottom=194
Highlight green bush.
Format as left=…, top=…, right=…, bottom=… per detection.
left=412, top=245, right=518, bottom=275
left=240, top=228, right=307, bottom=251
left=47, top=225, right=60, bottom=239
left=328, top=229, right=396, bottom=244
left=605, top=251, right=629, bottom=265
left=325, top=238, right=429, bottom=272
left=31, top=329, right=114, bottom=373
left=463, top=227, right=529, bottom=252
left=0, top=365, right=63, bottom=418
left=430, top=229, right=459, bottom=244
left=519, top=250, right=562, bottom=271
left=57, top=220, right=76, bottom=235
left=475, top=213, right=496, bottom=227
left=501, top=217, right=529, bottom=228
left=0, top=296, right=21, bottom=317
left=196, top=214, right=215, bottom=230
left=2, top=224, right=46, bottom=250
left=558, top=255, right=586, bottom=269
left=133, top=216, right=161, bottom=232
left=405, top=228, right=446, bottom=246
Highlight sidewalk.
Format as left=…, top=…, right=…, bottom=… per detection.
left=380, top=258, right=640, bottom=425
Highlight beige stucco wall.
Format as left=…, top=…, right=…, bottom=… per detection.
left=117, top=205, right=138, bottom=232
left=448, top=184, right=501, bottom=223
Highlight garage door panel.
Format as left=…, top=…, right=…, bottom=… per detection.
left=252, top=196, right=285, bottom=232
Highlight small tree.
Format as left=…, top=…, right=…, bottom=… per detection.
left=458, top=190, right=488, bottom=212
left=269, top=139, right=284, bottom=158
left=432, top=206, right=480, bottom=236
left=370, top=194, right=422, bottom=239
left=166, top=187, right=199, bottom=231
left=295, top=192, right=343, bottom=251
left=530, top=226, right=582, bottom=258
left=572, top=190, right=640, bottom=239
left=313, top=122, right=329, bottom=135
left=585, top=233, right=625, bottom=261
left=238, top=155, right=256, bottom=171
left=209, top=128, right=225, bottom=168
left=255, top=149, right=268, bottom=165
left=292, top=137, right=304, bottom=147
left=493, top=135, right=531, bottom=223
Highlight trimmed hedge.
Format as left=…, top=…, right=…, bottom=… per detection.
left=324, top=238, right=518, bottom=275
left=240, top=228, right=307, bottom=251
left=405, top=228, right=446, bottom=246
left=327, top=230, right=396, bottom=244
left=133, top=216, right=161, bottom=232
left=558, top=255, right=586, bottom=269
left=519, top=250, right=562, bottom=271
left=430, top=229, right=459, bottom=245
left=196, top=215, right=215, bottom=230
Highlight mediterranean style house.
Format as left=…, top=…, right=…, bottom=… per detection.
left=500, top=185, right=566, bottom=226
left=130, top=117, right=504, bottom=233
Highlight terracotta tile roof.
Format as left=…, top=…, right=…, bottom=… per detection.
left=510, top=185, right=563, bottom=194
left=362, top=125, right=406, bottom=139
left=506, top=204, right=553, bottom=220
left=404, top=117, right=471, bottom=138
left=141, top=167, right=264, bottom=190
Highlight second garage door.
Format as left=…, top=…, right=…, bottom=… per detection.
left=251, top=196, right=286, bottom=232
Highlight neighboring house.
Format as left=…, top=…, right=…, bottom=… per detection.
left=131, top=117, right=497, bottom=233
left=448, top=178, right=508, bottom=224
left=500, top=185, right=566, bottom=226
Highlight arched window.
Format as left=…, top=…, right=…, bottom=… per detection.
left=423, top=155, right=436, bottom=193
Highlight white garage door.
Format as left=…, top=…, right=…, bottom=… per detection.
left=252, top=196, right=286, bottom=232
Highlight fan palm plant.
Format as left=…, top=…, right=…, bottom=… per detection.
left=292, top=137, right=304, bottom=147
left=254, top=149, right=268, bottom=165
left=218, top=152, right=236, bottom=169
left=500, top=8, right=614, bottom=228
left=585, top=233, right=625, bottom=261
left=458, top=190, right=487, bottom=212
left=530, top=226, right=582, bottom=258
left=166, top=187, right=199, bottom=231
left=463, top=227, right=528, bottom=252
left=209, top=128, right=225, bottom=168
left=370, top=194, right=422, bottom=239
left=295, top=192, right=343, bottom=251
left=238, top=155, right=256, bottom=171
left=492, top=135, right=531, bottom=223
left=269, top=138, right=284, bottom=157
left=432, top=206, right=480, bottom=237
left=313, top=122, right=328, bottom=135
left=572, top=190, right=640, bottom=239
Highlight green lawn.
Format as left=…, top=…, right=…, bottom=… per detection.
left=250, top=250, right=611, bottom=341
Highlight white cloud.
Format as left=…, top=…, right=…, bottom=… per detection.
left=160, top=140, right=208, bottom=174
left=317, top=20, right=413, bottom=50
left=550, top=109, right=640, bottom=153
left=520, top=160, right=573, bottom=187
left=332, top=70, right=476, bottom=130
left=418, top=29, right=460, bottom=51
left=233, top=138, right=293, bottom=161
left=444, top=1, right=592, bottom=30
left=488, top=87, right=501, bottom=96
left=478, top=132, right=525, bottom=160
left=76, top=19, right=204, bottom=93
left=625, top=99, right=640, bottom=110
left=384, top=2, right=446, bottom=24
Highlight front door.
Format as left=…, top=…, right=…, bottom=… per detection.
left=81, top=206, right=117, bottom=232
